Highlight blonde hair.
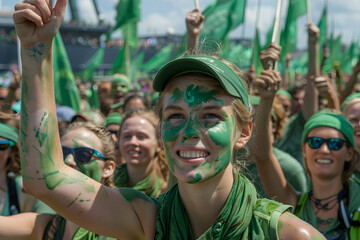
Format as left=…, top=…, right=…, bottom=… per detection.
left=62, top=121, right=115, bottom=188
left=0, top=112, right=20, bottom=176
left=118, top=109, right=169, bottom=193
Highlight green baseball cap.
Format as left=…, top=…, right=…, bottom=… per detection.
left=152, top=55, right=250, bottom=110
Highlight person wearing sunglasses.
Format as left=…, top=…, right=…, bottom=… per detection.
left=341, top=92, right=360, bottom=185
left=0, top=114, right=42, bottom=216
left=254, top=68, right=360, bottom=239
left=0, top=121, right=117, bottom=239
left=114, top=109, right=169, bottom=197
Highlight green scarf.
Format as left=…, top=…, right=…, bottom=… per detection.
left=114, top=164, right=164, bottom=197
left=155, top=173, right=288, bottom=239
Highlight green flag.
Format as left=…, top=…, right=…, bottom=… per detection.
left=122, top=20, right=138, bottom=48
left=280, top=0, right=307, bottom=63
left=142, top=43, right=174, bottom=72
left=130, top=51, right=145, bottom=81
left=111, top=0, right=140, bottom=33
left=88, top=81, right=100, bottom=110
left=80, top=46, right=105, bottom=82
left=52, top=32, right=81, bottom=112
left=318, top=6, right=327, bottom=65
left=109, top=44, right=127, bottom=75
left=341, top=41, right=359, bottom=74
left=253, top=28, right=263, bottom=75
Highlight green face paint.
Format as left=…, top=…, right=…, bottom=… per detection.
left=77, top=160, right=102, bottom=182
left=162, top=84, right=235, bottom=183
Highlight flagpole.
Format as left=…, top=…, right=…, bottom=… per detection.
left=307, top=0, right=312, bottom=23
left=17, top=36, right=22, bottom=74
left=250, top=0, right=262, bottom=66
left=194, top=0, right=199, bottom=9
left=269, top=0, right=283, bottom=70
left=271, top=0, right=283, bottom=44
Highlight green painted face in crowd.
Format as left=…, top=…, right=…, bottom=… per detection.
left=61, top=128, right=106, bottom=183
left=161, top=75, right=240, bottom=184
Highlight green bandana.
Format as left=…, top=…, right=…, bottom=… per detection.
left=153, top=55, right=250, bottom=110
left=0, top=122, right=18, bottom=143
left=276, top=89, right=292, bottom=101
left=301, top=112, right=354, bottom=147
left=114, top=164, right=164, bottom=197
left=155, top=173, right=292, bottom=239
left=340, top=92, right=360, bottom=112
left=105, top=113, right=122, bottom=127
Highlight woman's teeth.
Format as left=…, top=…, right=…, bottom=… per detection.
left=179, top=151, right=209, bottom=158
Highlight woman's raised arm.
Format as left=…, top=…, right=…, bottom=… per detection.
left=14, top=1, right=157, bottom=239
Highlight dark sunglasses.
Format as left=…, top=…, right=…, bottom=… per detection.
left=307, top=137, right=347, bottom=151
left=0, top=140, right=15, bottom=151
left=108, top=129, right=118, bottom=135
left=62, top=146, right=106, bottom=164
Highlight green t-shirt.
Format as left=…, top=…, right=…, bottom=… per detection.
left=246, top=147, right=308, bottom=198
left=274, top=111, right=306, bottom=165
left=295, top=180, right=360, bottom=239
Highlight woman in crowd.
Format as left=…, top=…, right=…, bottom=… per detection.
left=114, top=109, right=168, bottom=197
left=254, top=67, right=360, bottom=239
left=14, top=1, right=323, bottom=239
left=0, top=121, right=116, bottom=239
left=0, top=112, right=37, bottom=215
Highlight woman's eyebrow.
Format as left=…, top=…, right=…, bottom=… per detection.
left=163, top=105, right=183, bottom=112
left=201, top=105, right=223, bottom=111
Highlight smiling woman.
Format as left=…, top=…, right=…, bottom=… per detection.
left=14, top=0, right=324, bottom=239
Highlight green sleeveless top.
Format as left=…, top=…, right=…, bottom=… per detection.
left=42, top=216, right=116, bottom=240
left=114, top=163, right=164, bottom=197
left=295, top=180, right=360, bottom=240
left=155, top=173, right=292, bottom=239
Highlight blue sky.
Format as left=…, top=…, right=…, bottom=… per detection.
left=2, top=0, right=360, bottom=50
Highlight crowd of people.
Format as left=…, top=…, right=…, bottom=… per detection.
left=0, top=0, right=360, bottom=239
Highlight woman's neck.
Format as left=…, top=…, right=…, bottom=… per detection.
left=126, top=162, right=153, bottom=187
left=311, top=175, right=344, bottom=199
left=178, top=165, right=234, bottom=238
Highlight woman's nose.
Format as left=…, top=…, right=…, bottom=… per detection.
left=64, top=153, right=77, bottom=167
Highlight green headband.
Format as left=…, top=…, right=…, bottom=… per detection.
left=301, top=112, right=354, bottom=147
left=276, top=89, right=292, bottom=101
left=340, top=92, right=360, bottom=112
left=105, top=113, right=123, bottom=126
left=0, top=122, right=18, bottom=143
left=111, top=75, right=131, bottom=86
left=153, top=55, right=250, bottom=110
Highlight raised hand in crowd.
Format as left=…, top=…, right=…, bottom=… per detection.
left=340, top=59, right=360, bottom=102
left=186, top=8, right=204, bottom=53
left=259, top=43, right=281, bottom=70
left=311, top=74, right=340, bottom=110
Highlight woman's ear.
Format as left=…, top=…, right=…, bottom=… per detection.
left=234, top=122, right=253, bottom=149
left=102, top=160, right=116, bottom=179
left=345, top=148, right=354, bottom=162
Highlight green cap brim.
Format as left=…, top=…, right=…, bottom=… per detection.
left=153, top=55, right=249, bottom=110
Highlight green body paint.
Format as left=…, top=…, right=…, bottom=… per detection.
left=162, top=84, right=235, bottom=183
left=119, top=188, right=151, bottom=203
left=25, top=43, right=45, bottom=62
left=67, top=193, right=81, bottom=208
left=20, top=80, right=30, bottom=178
